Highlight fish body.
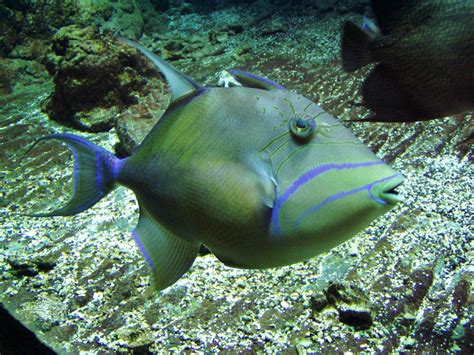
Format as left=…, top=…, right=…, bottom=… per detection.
left=29, top=38, right=404, bottom=290
left=122, top=86, right=401, bottom=269
left=342, top=0, right=474, bottom=122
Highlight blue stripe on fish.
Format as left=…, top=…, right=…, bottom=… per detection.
left=270, top=161, right=385, bottom=235
left=132, top=230, right=155, bottom=270
left=112, top=158, right=125, bottom=181
left=96, top=151, right=103, bottom=197
left=294, top=174, right=399, bottom=229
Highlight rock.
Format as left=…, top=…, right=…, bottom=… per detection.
left=260, top=18, right=288, bottom=36
left=324, top=283, right=361, bottom=305
left=209, top=24, right=244, bottom=45
left=115, top=324, right=154, bottom=351
left=0, top=5, right=24, bottom=55
left=43, top=25, right=166, bottom=133
left=209, top=30, right=229, bottom=45
left=232, top=42, right=252, bottom=62
left=319, top=282, right=374, bottom=330
left=101, top=1, right=144, bottom=39
left=157, top=34, right=221, bottom=62
left=7, top=258, right=38, bottom=277
left=8, top=39, right=50, bottom=61
left=0, top=303, right=55, bottom=354
left=0, top=62, right=15, bottom=95
left=115, top=66, right=169, bottom=153
left=0, top=0, right=148, bottom=58
left=338, top=306, right=373, bottom=330
left=6, top=253, right=58, bottom=278
left=0, top=57, right=50, bottom=96
left=309, top=292, right=328, bottom=312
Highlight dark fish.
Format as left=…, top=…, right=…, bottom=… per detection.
left=342, top=0, right=474, bottom=122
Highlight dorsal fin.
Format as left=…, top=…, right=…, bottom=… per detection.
left=117, top=36, right=202, bottom=102
left=228, top=69, right=286, bottom=91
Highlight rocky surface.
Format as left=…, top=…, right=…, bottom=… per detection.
left=0, top=1, right=472, bottom=353
left=43, top=25, right=167, bottom=134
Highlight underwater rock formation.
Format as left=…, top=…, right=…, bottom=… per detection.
left=43, top=25, right=166, bottom=133
left=0, top=0, right=149, bottom=57
left=0, top=57, right=49, bottom=96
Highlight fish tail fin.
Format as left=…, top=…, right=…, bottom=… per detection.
left=341, top=21, right=373, bottom=72
left=27, top=133, right=123, bottom=217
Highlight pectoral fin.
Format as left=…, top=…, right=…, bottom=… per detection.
left=244, top=152, right=278, bottom=208
left=132, top=204, right=200, bottom=290
left=228, top=69, right=286, bottom=90
left=187, top=154, right=277, bottom=227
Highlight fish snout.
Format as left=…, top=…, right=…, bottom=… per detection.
left=375, top=173, right=405, bottom=205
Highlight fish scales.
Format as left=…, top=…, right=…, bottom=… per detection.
left=26, top=37, right=404, bottom=290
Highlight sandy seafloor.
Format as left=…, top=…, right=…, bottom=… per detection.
left=0, top=2, right=473, bottom=353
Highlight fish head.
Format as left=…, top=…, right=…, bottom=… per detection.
left=267, top=92, right=403, bottom=253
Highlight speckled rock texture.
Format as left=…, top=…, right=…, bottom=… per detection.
left=0, top=0, right=149, bottom=56
left=43, top=25, right=167, bottom=134
left=0, top=1, right=472, bottom=353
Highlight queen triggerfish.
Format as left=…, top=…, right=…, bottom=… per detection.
left=342, top=0, right=474, bottom=122
left=27, top=37, right=404, bottom=290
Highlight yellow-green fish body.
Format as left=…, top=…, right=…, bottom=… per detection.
left=29, top=38, right=404, bottom=290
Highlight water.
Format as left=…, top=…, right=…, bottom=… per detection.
left=0, top=1, right=472, bottom=353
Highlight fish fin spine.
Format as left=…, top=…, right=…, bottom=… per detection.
left=342, top=21, right=373, bottom=72
left=27, top=133, right=122, bottom=217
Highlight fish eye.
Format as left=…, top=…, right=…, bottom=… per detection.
left=289, top=116, right=315, bottom=141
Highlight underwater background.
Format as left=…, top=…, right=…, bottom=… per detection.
left=0, top=0, right=472, bottom=353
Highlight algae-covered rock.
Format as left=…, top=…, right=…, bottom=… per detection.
left=0, top=5, right=24, bottom=56
left=0, top=0, right=147, bottom=58
left=154, top=34, right=224, bottom=62
left=209, top=24, right=244, bottom=45
left=43, top=25, right=166, bottom=133
left=0, top=62, right=15, bottom=95
left=100, top=0, right=145, bottom=39
left=8, top=39, right=50, bottom=61
left=115, top=79, right=169, bottom=153
left=0, top=57, right=49, bottom=95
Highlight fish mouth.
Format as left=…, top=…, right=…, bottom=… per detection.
left=379, top=174, right=405, bottom=205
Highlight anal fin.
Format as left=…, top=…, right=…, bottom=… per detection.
left=133, top=205, right=200, bottom=290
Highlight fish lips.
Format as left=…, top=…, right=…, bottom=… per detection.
left=375, top=174, right=405, bottom=205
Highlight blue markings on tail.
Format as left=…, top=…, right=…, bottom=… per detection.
left=27, top=133, right=123, bottom=217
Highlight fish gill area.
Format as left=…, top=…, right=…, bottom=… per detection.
left=0, top=0, right=472, bottom=353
